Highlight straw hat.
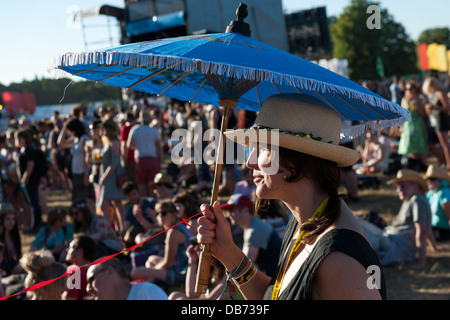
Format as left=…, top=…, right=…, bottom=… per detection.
left=423, top=164, right=450, bottom=182
left=153, top=173, right=174, bottom=188
left=387, top=169, right=428, bottom=192
left=224, top=94, right=360, bottom=167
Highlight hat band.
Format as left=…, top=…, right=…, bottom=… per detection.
left=252, top=125, right=334, bottom=144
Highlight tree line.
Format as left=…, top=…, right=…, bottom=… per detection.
left=0, top=77, right=122, bottom=106
left=329, top=0, right=450, bottom=80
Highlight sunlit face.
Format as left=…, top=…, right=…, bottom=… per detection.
left=87, top=266, right=112, bottom=300
left=174, top=202, right=185, bottom=219
left=125, top=189, right=140, bottom=205
left=65, top=240, right=80, bottom=264
left=70, top=208, right=83, bottom=222
left=228, top=206, right=247, bottom=226
left=155, top=204, right=176, bottom=228
left=426, top=178, right=440, bottom=191
left=396, top=182, right=419, bottom=201
left=15, top=136, right=25, bottom=148
left=246, top=143, right=287, bottom=200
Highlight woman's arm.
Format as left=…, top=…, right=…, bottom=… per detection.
left=153, top=229, right=183, bottom=269
left=197, top=201, right=271, bottom=300
left=99, top=141, right=120, bottom=185
left=437, top=90, right=449, bottom=112
left=312, top=251, right=382, bottom=300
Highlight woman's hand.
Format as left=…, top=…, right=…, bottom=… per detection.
left=197, top=201, right=240, bottom=270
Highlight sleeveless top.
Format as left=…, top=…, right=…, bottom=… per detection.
left=263, top=218, right=387, bottom=300
left=170, top=224, right=193, bottom=275
left=72, top=134, right=89, bottom=174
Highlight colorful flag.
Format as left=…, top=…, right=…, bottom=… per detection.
left=416, top=43, right=428, bottom=70
left=427, top=43, right=448, bottom=72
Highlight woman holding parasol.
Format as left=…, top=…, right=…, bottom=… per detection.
left=197, top=93, right=386, bottom=300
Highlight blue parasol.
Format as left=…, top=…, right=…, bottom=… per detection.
left=48, top=21, right=408, bottom=137
left=48, top=3, right=409, bottom=293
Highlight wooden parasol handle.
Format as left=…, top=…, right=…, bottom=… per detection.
left=195, top=103, right=233, bottom=294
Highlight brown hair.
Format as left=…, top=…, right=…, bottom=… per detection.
left=101, top=119, right=119, bottom=145
left=257, top=146, right=341, bottom=244
left=46, top=208, right=68, bottom=226
left=20, top=249, right=67, bottom=299
left=15, top=128, right=34, bottom=146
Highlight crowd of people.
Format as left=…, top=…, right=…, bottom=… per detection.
left=0, top=73, right=449, bottom=300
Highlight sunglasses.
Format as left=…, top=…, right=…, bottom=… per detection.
left=87, top=267, right=109, bottom=285
left=156, top=211, right=168, bottom=217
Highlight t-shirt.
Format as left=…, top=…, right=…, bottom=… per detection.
left=65, top=265, right=88, bottom=300
left=17, top=146, right=40, bottom=186
left=382, top=194, right=432, bottom=265
left=127, top=282, right=168, bottom=300
left=71, top=134, right=89, bottom=174
left=427, top=186, right=450, bottom=230
left=244, top=218, right=281, bottom=277
left=127, top=125, right=161, bottom=159
left=120, top=124, right=135, bottom=162
left=390, top=194, right=432, bottom=238
left=31, top=223, right=74, bottom=251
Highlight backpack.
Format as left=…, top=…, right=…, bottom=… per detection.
left=34, top=148, right=49, bottom=178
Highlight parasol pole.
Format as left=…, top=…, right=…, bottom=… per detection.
left=195, top=3, right=252, bottom=294
left=195, top=99, right=236, bottom=293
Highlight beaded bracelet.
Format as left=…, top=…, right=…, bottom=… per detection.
left=220, top=254, right=250, bottom=300
left=227, top=254, right=249, bottom=279
left=233, top=262, right=256, bottom=287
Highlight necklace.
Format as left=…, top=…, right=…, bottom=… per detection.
left=271, top=196, right=329, bottom=300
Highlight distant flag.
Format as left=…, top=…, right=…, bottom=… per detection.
left=448, top=50, right=450, bottom=75
left=427, top=43, right=448, bottom=72
left=416, top=43, right=428, bottom=71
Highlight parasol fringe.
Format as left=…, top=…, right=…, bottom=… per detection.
left=47, top=51, right=409, bottom=126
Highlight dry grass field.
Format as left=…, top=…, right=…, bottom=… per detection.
left=349, top=174, right=450, bottom=300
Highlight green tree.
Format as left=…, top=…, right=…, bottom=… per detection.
left=418, top=27, right=450, bottom=47
left=330, top=0, right=418, bottom=80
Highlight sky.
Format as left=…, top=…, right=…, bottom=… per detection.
left=1, top=0, right=449, bottom=86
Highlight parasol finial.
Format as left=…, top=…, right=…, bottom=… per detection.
left=225, top=3, right=251, bottom=37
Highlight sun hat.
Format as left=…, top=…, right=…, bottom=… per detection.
left=221, top=193, right=254, bottom=211
left=224, top=93, right=360, bottom=167
left=423, top=164, right=450, bottom=182
left=387, top=169, right=428, bottom=192
left=152, top=172, right=174, bottom=188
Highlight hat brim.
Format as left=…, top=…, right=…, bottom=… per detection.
left=224, top=128, right=360, bottom=167
left=422, top=172, right=450, bottom=182
left=387, top=176, right=428, bottom=192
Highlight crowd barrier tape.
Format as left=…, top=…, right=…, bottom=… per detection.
left=0, top=209, right=207, bottom=300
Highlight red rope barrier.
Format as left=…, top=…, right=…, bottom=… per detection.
left=0, top=209, right=206, bottom=300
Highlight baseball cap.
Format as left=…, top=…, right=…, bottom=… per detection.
left=221, top=193, right=253, bottom=211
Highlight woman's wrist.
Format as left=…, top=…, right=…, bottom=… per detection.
left=222, top=247, right=246, bottom=275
